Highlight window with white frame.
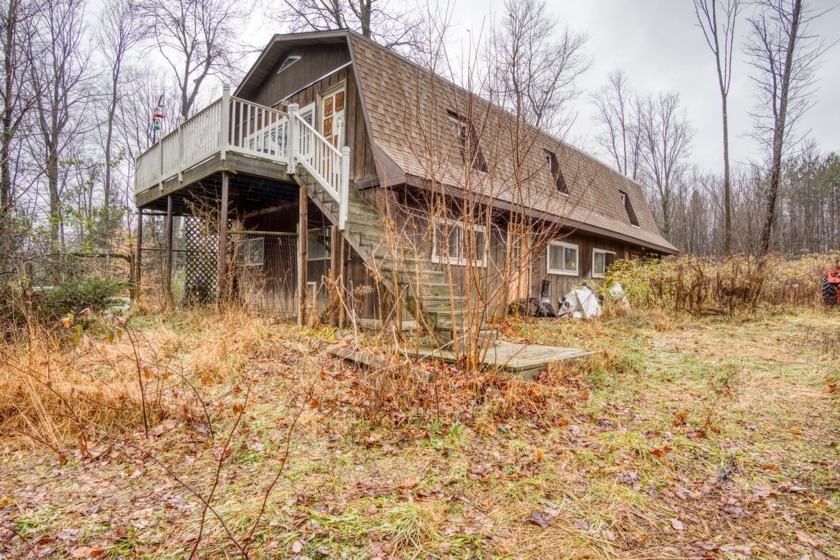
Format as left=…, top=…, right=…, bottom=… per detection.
left=237, top=237, right=264, bottom=266
left=592, top=249, right=615, bottom=278
left=432, top=218, right=486, bottom=266
left=307, top=227, right=331, bottom=261
left=547, top=240, right=578, bottom=275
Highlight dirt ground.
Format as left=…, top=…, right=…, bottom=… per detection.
left=1, top=307, right=838, bottom=559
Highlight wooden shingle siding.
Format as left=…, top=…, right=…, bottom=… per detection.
left=249, top=45, right=351, bottom=108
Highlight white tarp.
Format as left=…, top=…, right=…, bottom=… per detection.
left=558, top=285, right=602, bottom=319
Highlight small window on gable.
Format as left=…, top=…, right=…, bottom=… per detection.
left=620, top=190, right=640, bottom=227
left=447, top=110, right=487, bottom=173
left=544, top=150, right=569, bottom=195
left=277, top=55, right=301, bottom=74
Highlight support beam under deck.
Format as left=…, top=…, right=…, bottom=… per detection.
left=297, top=186, right=308, bottom=326
left=216, top=172, right=230, bottom=307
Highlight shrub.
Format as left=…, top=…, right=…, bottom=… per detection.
left=603, top=252, right=840, bottom=314
left=39, top=276, right=127, bottom=320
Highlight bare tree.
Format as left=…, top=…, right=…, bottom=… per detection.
left=0, top=0, right=36, bottom=222
left=28, top=0, right=93, bottom=262
left=693, top=0, right=740, bottom=255
left=272, top=0, right=422, bottom=53
left=96, top=0, right=144, bottom=241
left=591, top=70, right=642, bottom=181
left=140, top=0, right=249, bottom=121
left=745, top=0, right=824, bottom=256
left=637, top=92, right=694, bottom=240
left=486, top=0, right=588, bottom=134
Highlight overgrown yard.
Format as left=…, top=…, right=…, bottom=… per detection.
left=1, top=307, right=838, bottom=558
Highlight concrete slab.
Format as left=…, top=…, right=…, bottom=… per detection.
left=329, top=341, right=592, bottom=380
left=416, top=341, right=592, bottom=379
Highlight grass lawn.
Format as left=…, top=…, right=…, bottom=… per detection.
left=1, top=307, right=838, bottom=559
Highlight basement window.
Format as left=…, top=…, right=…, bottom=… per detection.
left=544, top=150, right=569, bottom=195
left=277, top=55, right=301, bottom=74
left=620, top=190, right=640, bottom=227
left=547, top=240, right=578, bottom=276
left=592, top=249, right=616, bottom=278
left=432, top=218, right=487, bottom=267
left=237, top=237, right=264, bottom=266
left=307, top=227, right=331, bottom=261
left=447, top=111, right=488, bottom=173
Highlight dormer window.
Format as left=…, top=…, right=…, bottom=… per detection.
left=447, top=111, right=487, bottom=173
left=544, top=150, right=569, bottom=194
left=620, top=190, right=640, bottom=227
left=277, top=55, right=301, bottom=74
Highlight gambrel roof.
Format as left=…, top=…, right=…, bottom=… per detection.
left=240, top=31, right=677, bottom=254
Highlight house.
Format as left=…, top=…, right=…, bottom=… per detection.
left=133, top=30, right=676, bottom=342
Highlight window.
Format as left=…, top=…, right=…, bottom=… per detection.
left=547, top=240, right=578, bottom=276
left=620, top=190, right=640, bottom=227
left=277, top=55, right=301, bottom=74
left=237, top=237, right=264, bottom=266
left=544, top=150, right=569, bottom=194
left=447, top=111, right=487, bottom=172
left=307, top=227, right=331, bottom=261
left=432, top=218, right=487, bottom=266
left=592, top=249, right=616, bottom=278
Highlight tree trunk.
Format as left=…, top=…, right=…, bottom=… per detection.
left=759, top=0, right=801, bottom=257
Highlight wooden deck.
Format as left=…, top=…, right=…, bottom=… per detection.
left=329, top=341, right=592, bottom=379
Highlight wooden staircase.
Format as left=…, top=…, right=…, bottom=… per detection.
left=293, top=167, right=494, bottom=345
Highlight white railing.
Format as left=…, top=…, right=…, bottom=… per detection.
left=134, top=86, right=350, bottom=230
left=228, top=97, right=289, bottom=162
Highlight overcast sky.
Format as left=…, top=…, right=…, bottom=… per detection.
left=441, top=0, right=840, bottom=171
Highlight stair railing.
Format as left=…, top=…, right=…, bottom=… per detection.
left=287, top=103, right=350, bottom=230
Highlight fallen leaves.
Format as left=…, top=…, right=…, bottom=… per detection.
left=525, top=511, right=551, bottom=529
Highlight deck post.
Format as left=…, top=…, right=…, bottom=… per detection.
left=216, top=172, right=230, bottom=307
left=220, top=84, right=230, bottom=161
left=134, top=208, right=143, bottom=303
left=329, top=224, right=340, bottom=326
left=163, top=196, right=174, bottom=308
left=338, top=237, right=347, bottom=328
left=297, top=186, right=308, bottom=326
left=339, top=146, right=350, bottom=230
left=287, top=103, right=299, bottom=172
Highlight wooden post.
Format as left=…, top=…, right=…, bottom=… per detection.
left=338, top=237, right=347, bottom=328
left=220, top=84, right=230, bottom=161
left=287, top=103, right=299, bottom=171
left=297, top=186, right=308, bottom=326
left=329, top=224, right=340, bottom=326
left=134, top=208, right=144, bottom=302
left=216, top=172, right=230, bottom=306
left=163, top=196, right=174, bottom=308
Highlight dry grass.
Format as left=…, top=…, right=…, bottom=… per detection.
left=605, top=252, right=840, bottom=314
left=1, top=305, right=839, bottom=558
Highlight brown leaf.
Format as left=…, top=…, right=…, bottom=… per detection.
left=525, top=511, right=551, bottom=529
left=400, top=477, right=420, bottom=489
left=794, top=530, right=822, bottom=548
left=572, top=519, right=591, bottom=531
